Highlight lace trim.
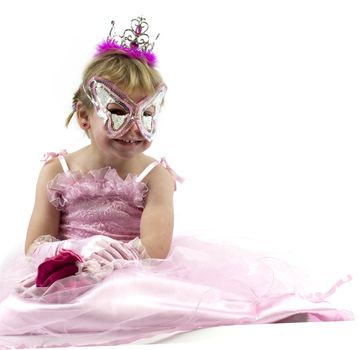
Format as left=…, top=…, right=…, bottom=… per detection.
left=47, top=167, right=148, bottom=210
left=27, top=234, right=60, bottom=255
left=129, top=237, right=149, bottom=259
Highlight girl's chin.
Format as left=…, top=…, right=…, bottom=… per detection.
left=111, top=139, right=151, bottom=154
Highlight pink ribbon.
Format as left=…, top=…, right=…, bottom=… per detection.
left=306, top=274, right=352, bottom=302
left=159, top=157, right=185, bottom=185
left=41, top=149, right=68, bottom=163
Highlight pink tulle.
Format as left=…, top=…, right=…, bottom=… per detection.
left=95, top=39, right=157, bottom=66
left=0, top=235, right=354, bottom=349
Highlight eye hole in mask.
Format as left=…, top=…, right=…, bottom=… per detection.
left=107, top=103, right=130, bottom=131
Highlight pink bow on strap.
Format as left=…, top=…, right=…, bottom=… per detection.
left=159, top=158, right=185, bottom=186
left=41, top=149, right=68, bottom=163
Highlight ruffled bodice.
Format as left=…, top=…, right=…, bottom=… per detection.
left=47, top=167, right=149, bottom=242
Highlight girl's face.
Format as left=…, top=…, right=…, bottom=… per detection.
left=88, top=87, right=155, bottom=160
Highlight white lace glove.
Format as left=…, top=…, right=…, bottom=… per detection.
left=16, top=235, right=149, bottom=297
left=28, top=234, right=148, bottom=265
left=88, top=236, right=149, bottom=265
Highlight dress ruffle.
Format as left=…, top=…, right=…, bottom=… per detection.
left=47, top=167, right=148, bottom=242
left=47, top=167, right=148, bottom=210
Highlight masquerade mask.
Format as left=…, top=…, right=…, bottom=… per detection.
left=84, top=77, right=167, bottom=142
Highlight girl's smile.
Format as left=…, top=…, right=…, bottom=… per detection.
left=112, top=138, right=144, bottom=147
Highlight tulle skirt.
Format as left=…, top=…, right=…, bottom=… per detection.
left=0, top=235, right=354, bottom=349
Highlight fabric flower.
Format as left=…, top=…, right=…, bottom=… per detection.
left=36, top=249, right=83, bottom=287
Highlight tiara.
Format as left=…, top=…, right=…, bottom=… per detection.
left=96, top=17, right=160, bottom=66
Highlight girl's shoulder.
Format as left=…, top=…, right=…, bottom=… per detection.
left=139, top=153, right=158, bottom=168
left=59, top=147, right=89, bottom=172
left=39, top=147, right=90, bottom=184
left=39, top=155, right=66, bottom=182
left=141, top=155, right=177, bottom=192
left=33, top=157, right=66, bottom=194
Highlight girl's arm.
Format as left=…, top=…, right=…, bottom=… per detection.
left=140, top=165, right=175, bottom=259
left=25, top=160, right=62, bottom=254
left=25, top=159, right=62, bottom=253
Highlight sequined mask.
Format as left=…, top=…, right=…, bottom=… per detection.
left=84, top=77, right=167, bottom=142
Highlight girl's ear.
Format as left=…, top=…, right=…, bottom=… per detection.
left=76, top=101, right=91, bottom=130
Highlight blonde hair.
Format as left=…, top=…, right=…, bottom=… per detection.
left=65, top=51, right=164, bottom=127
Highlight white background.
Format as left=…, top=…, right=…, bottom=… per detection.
left=0, top=0, right=358, bottom=342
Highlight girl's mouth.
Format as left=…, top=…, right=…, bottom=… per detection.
left=114, top=139, right=142, bottom=146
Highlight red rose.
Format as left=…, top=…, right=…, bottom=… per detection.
left=36, top=249, right=83, bottom=287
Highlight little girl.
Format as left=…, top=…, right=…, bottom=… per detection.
left=0, top=17, right=354, bottom=348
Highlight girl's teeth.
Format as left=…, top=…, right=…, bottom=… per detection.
left=121, top=139, right=138, bottom=144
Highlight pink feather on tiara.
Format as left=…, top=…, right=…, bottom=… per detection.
left=94, top=18, right=159, bottom=67
left=95, top=39, right=157, bottom=67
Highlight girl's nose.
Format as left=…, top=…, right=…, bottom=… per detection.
left=124, top=118, right=140, bottom=136
left=129, top=119, right=140, bottom=131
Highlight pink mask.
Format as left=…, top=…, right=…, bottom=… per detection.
left=84, top=77, right=167, bottom=142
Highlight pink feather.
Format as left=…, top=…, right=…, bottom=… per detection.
left=95, top=39, right=157, bottom=66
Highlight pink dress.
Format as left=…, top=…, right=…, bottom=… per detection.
left=0, top=154, right=354, bottom=348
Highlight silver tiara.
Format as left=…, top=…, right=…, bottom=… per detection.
left=107, top=17, right=159, bottom=52
left=95, top=17, right=160, bottom=66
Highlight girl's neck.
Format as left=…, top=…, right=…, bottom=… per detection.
left=83, top=144, right=142, bottom=171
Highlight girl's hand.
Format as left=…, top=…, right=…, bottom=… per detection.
left=61, top=235, right=117, bottom=259
left=29, top=234, right=147, bottom=266
left=88, top=237, right=147, bottom=265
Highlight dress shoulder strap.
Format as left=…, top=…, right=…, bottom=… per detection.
left=58, top=155, right=70, bottom=172
left=136, top=158, right=184, bottom=190
left=41, top=150, right=69, bottom=172
left=136, top=161, right=159, bottom=182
